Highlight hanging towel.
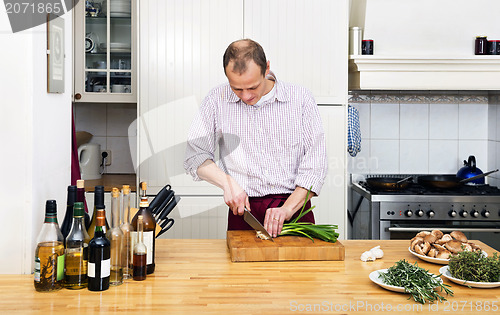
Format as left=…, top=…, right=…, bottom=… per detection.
left=347, top=105, right=361, bottom=157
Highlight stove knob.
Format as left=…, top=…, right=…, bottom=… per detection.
left=482, top=210, right=490, bottom=218
left=459, top=210, right=468, bottom=218
left=427, top=210, right=435, bottom=218
left=471, top=210, right=479, bottom=218
left=448, top=210, right=457, bottom=218
left=404, top=210, right=413, bottom=217
left=416, top=209, right=424, bottom=217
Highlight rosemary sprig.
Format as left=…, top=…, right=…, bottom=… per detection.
left=378, top=260, right=454, bottom=304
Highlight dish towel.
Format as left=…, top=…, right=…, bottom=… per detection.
left=347, top=105, right=361, bottom=157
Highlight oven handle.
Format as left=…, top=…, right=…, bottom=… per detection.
left=387, top=227, right=500, bottom=233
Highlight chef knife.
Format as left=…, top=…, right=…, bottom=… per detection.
left=243, top=207, right=274, bottom=241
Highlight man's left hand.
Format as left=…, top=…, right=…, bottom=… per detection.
left=263, top=206, right=293, bottom=238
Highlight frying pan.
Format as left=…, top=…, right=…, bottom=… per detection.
left=365, top=176, right=413, bottom=191
left=418, top=169, right=499, bottom=189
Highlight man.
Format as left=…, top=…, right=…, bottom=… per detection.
left=184, top=39, right=327, bottom=237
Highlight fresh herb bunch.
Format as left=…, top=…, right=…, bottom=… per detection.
left=379, top=260, right=453, bottom=304
left=279, top=188, right=339, bottom=243
left=448, top=250, right=500, bottom=283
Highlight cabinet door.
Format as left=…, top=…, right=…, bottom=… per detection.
left=138, top=0, right=243, bottom=195
left=244, top=0, right=348, bottom=105
left=73, top=0, right=137, bottom=103
left=315, top=105, right=347, bottom=239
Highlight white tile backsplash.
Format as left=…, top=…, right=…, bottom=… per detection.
left=429, top=103, right=458, bottom=140
left=429, top=140, right=458, bottom=173
left=370, top=139, right=399, bottom=173
left=75, top=103, right=137, bottom=174
left=370, top=103, right=399, bottom=139
left=349, top=91, right=497, bottom=177
left=400, top=103, right=429, bottom=139
left=458, top=104, right=488, bottom=140
left=400, top=140, right=428, bottom=173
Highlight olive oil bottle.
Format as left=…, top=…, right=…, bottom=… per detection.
left=64, top=202, right=90, bottom=289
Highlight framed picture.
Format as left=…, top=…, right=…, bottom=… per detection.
left=47, top=14, right=64, bottom=93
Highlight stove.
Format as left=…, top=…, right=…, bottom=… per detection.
left=350, top=174, right=500, bottom=250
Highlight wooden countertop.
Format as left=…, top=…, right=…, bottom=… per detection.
left=1, top=240, right=499, bottom=314
left=84, top=174, right=136, bottom=192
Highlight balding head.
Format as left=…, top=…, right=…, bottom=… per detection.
left=223, top=39, right=267, bottom=76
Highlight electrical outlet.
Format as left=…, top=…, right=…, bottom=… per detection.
left=101, top=150, right=112, bottom=166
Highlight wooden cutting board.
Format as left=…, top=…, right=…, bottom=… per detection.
left=227, top=230, right=345, bottom=262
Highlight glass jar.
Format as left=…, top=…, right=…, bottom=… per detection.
left=475, top=36, right=488, bottom=55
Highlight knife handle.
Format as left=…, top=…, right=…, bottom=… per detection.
left=156, top=218, right=175, bottom=238
left=149, top=185, right=172, bottom=214
left=157, top=196, right=179, bottom=222
left=153, top=191, right=175, bottom=220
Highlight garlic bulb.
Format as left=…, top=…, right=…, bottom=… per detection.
left=360, top=250, right=376, bottom=262
left=370, top=246, right=384, bottom=259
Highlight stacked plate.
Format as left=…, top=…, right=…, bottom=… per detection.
left=110, top=0, right=131, bottom=17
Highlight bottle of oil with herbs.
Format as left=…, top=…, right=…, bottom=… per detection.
left=34, top=200, right=65, bottom=292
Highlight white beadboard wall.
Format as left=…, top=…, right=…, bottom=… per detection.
left=348, top=91, right=499, bottom=187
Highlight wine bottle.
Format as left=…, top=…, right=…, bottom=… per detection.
left=131, top=196, right=156, bottom=274
left=106, top=188, right=124, bottom=286
left=76, top=179, right=91, bottom=230
left=87, top=185, right=109, bottom=239
left=120, top=185, right=133, bottom=279
left=64, top=202, right=90, bottom=289
left=133, top=215, right=147, bottom=281
left=88, top=208, right=110, bottom=291
left=34, top=200, right=65, bottom=292
left=61, top=185, right=77, bottom=242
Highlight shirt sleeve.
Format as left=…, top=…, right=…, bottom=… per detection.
left=183, top=93, right=218, bottom=181
left=294, top=90, right=328, bottom=195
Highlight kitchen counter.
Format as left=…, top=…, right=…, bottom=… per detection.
left=84, top=173, right=136, bottom=192
left=1, top=240, right=498, bottom=314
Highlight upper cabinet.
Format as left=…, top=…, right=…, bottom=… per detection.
left=244, top=0, right=348, bottom=105
left=73, top=0, right=137, bottom=103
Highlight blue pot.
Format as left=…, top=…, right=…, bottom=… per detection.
left=456, top=155, right=484, bottom=184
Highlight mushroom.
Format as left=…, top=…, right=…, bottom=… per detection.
left=427, top=247, right=437, bottom=258
left=433, top=244, right=447, bottom=252
left=469, top=242, right=482, bottom=252
left=416, top=231, right=431, bottom=238
left=436, top=249, right=451, bottom=259
left=411, top=238, right=424, bottom=251
left=450, top=230, right=468, bottom=243
left=445, top=240, right=464, bottom=254
left=424, top=234, right=437, bottom=244
left=414, top=244, right=426, bottom=256
left=462, top=242, right=472, bottom=252
left=421, top=242, right=431, bottom=255
left=435, top=234, right=453, bottom=245
left=431, top=229, right=444, bottom=239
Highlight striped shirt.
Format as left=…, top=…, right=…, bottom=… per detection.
left=184, top=72, right=328, bottom=197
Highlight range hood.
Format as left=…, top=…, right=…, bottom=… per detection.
left=349, top=55, right=500, bottom=90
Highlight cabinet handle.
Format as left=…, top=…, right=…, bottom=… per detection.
left=75, top=93, right=82, bottom=100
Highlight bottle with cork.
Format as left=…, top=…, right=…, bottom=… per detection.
left=131, top=182, right=156, bottom=274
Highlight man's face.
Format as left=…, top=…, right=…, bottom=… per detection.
left=226, top=60, right=269, bottom=105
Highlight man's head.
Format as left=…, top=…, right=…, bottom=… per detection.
left=223, top=39, right=272, bottom=105
left=223, top=39, right=267, bottom=76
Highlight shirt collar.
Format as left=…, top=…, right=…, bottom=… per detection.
left=226, top=71, right=289, bottom=104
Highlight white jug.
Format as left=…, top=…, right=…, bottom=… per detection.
left=78, top=143, right=102, bottom=180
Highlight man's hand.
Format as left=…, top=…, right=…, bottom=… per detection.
left=223, top=177, right=250, bottom=216
left=263, top=206, right=293, bottom=238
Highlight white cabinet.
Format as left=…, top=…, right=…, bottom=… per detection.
left=244, top=0, right=349, bottom=105
left=73, top=0, right=137, bottom=103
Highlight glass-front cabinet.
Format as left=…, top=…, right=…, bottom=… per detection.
left=74, top=0, right=136, bottom=103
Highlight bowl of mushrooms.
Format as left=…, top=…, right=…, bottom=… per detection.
left=408, top=230, right=485, bottom=264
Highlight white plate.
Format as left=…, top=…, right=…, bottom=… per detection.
left=369, top=269, right=443, bottom=293
left=369, top=269, right=407, bottom=293
left=439, top=266, right=500, bottom=289
left=409, top=247, right=488, bottom=265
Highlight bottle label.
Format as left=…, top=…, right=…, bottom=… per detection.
left=87, top=259, right=110, bottom=278
left=34, top=257, right=41, bottom=282
left=143, top=231, right=154, bottom=265
left=57, top=254, right=65, bottom=281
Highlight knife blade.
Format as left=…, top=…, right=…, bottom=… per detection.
left=243, top=208, right=274, bottom=241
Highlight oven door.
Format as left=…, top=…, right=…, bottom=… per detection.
left=380, top=220, right=500, bottom=251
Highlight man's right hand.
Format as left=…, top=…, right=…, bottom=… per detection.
left=223, top=176, right=250, bottom=216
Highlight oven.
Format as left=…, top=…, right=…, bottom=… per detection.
left=349, top=175, right=500, bottom=251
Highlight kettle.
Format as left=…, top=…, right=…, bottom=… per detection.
left=456, top=155, right=484, bottom=185
left=78, top=143, right=102, bottom=180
